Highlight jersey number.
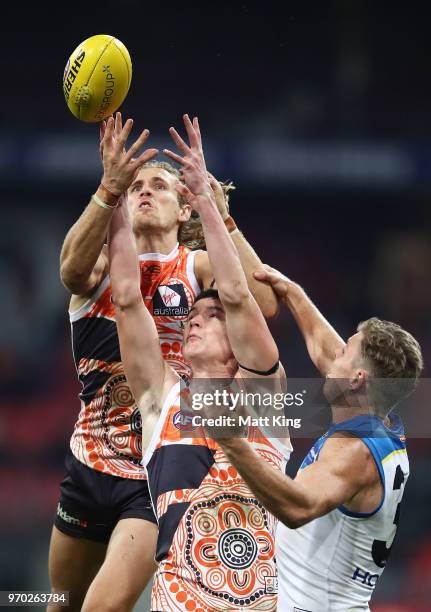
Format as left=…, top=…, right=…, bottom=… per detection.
left=371, top=464, right=405, bottom=568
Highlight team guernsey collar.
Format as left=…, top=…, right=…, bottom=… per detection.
left=138, top=243, right=180, bottom=262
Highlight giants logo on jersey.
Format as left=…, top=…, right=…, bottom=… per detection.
left=153, top=284, right=189, bottom=317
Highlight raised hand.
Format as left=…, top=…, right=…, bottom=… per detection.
left=99, top=111, right=126, bottom=161
left=100, top=113, right=159, bottom=196
left=163, top=114, right=214, bottom=210
left=253, top=265, right=293, bottom=301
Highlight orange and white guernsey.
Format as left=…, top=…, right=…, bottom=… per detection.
left=143, top=377, right=292, bottom=611
left=69, top=244, right=202, bottom=479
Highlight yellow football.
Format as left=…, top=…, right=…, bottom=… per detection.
left=63, top=34, right=132, bottom=122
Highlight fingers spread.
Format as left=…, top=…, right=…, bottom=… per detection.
left=132, top=147, right=159, bottom=169
left=124, top=128, right=150, bottom=163
left=163, top=148, right=185, bottom=165
left=193, top=116, right=202, bottom=147
left=183, top=114, right=200, bottom=149
left=117, top=118, right=134, bottom=150
left=115, top=112, right=123, bottom=138
left=104, top=115, right=114, bottom=141
left=99, top=120, right=106, bottom=142
left=175, top=183, right=193, bottom=201
left=169, top=126, right=191, bottom=153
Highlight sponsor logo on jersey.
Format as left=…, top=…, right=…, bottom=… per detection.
left=172, top=410, right=196, bottom=431
left=153, top=284, right=189, bottom=317
left=352, top=566, right=379, bottom=589
left=141, top=263, right=162, bottom=280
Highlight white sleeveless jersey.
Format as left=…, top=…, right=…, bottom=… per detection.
left=276, top=414, right=408, bottom=612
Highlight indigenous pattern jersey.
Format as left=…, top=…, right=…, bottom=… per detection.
left=69, top=244, right=202, bottom=479
left=276, top=414, right=408, bottom=612
left=143, top=379, right=292, bottom=611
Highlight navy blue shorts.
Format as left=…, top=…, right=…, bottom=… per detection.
left=54, top=450, right=156, bottom=543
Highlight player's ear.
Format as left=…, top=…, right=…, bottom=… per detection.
left=178, top=203, right=192, bottom=222
left=350, top=368, right=367, bottom=391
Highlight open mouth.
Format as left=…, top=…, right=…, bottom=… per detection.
left=138, top=199, right=153, bottom=210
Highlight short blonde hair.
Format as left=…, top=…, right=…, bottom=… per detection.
left=358, top=317, right=423, bottom=412
left=142, top=160, right=235, bottom=250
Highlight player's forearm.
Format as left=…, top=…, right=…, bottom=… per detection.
left=60, top=187, right=117, bottom=291
left=230, top=229, right=279, bottom=319
left=199, top=198, right=249, bottom=305
left=220, top=438, right=314, bottom=528
left=283, top=282, right=345, bottom=375
left=108, top=205, right=141, bottom=308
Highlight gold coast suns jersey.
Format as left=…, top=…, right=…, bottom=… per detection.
left=143, top=379, right=292, bottom=612
left=69, top=244, right=203, bottom=479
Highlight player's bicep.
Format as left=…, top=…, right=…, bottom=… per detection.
left=294, top=437, right=366, bottom=520
left=225, top=293, right=279, bottom=371
left=115, top=300, right=165, bottom=403
left=61, top=246, right=108, bottom=296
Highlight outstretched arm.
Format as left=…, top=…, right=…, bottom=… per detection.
left=254, top=266, right=345, bottom=375
left=164, top=115, right=278, bottom=371
left=195, top=175, right=279, bottom=318
left=219, top=433, right=377, bottom=528
left=108, top=197, right=176, bottom=412
left=60, top=113, right=158, bottom=295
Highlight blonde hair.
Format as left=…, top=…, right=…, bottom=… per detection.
left=142, top=160, right=235, bottom=250
left=357, top=317, right=423, bottom=412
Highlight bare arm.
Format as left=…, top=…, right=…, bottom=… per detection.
left=60, top=193, right=113, bottom=295
left=60, top=113, right=158, bottom=295
left=108, top=196, right=175, bottom=408
left=195, top=176, right=279, bottom=319
left=220, top=434, right=377, bottom=528
left=254, top=266, right=345, bottom=375
left=165, top=115, right=278, bottom=371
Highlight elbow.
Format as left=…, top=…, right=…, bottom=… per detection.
left=278, top=507, right=313, bottom=530
left=218, top=283, right=250, bottom=307
left=60, top=263, right=87, bottom=294
left=112, top=281, right=142, bottom=310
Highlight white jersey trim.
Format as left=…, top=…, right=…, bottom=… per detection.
left=265, top=435, right=293, bottom=463
left=186, top=248, right=204, bottom=296
left=69, top=275, right=111, bottom=322
left=138, top=243, right=179, bottom=262
left=142, top=377, right=181, bottom=468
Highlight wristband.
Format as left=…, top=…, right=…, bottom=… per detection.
left=92, top=193, right=117, bottom=210
left=224, top=215, right=238, bottom=233
left=99, top=183, right=121, bottom=205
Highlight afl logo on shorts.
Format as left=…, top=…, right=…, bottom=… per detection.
left=153, top=284, right=189, bottom=317
left=172, top=410, right=196, bottom=431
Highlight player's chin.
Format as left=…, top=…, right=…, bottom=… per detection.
left=183, top=339, right=201, bottom=358
left=133, top=219, right=157, bottom=237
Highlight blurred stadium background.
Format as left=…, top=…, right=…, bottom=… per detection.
left=1, top=2, right=430, bottom=610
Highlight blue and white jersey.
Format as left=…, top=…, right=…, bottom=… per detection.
left=276, top=414, right=408, bottom=612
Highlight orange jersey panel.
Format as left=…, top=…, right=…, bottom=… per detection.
left=143, top=383, right=291, bottom=610
left=69, top=245, right=202, bottom=478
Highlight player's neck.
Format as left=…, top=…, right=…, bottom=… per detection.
left=331, top=404, right=376, bottom=424
left=135, top=229, right=179, bottom=256
left=190, top=361, right=237, bottom=379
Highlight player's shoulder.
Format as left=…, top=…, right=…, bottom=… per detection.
left=320, top=432, right=376, bottom=476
